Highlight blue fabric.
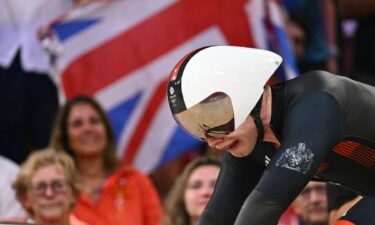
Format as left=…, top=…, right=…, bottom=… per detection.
left=282, top=0, right=330, bottom=63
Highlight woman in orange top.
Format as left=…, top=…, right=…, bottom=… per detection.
left=50, top=95, right=162, bottom=225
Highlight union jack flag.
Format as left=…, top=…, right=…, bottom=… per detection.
left=44, top=0, right=298, bottom=173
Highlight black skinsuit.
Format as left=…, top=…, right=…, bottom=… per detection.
left=197, top=70, right=375, bottom=225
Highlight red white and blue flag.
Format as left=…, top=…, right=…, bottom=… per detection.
left=44, top=0, right=298, bottom=173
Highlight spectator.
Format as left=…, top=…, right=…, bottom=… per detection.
left=338, top=0, right=375, bottom=86
left=326, top=184, right=363, bottom=224
left=0, top=155, right=27, bottom=219
left=50, top=95, right=163, bottom=225
left=283, top=0, right=339, bottom=74
left=294, top=181, right=329, bottom=225
left=160, top=155, right=298, bottom=225
left=285, top=12, right=308, bottom=64
left=0, top=0, right=73, bottom=164
left=3, top=148, right=86, bottom=224
left=161, top=156, right=221, bottom=225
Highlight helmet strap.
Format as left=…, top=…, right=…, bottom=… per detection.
left=250, top=95, right=264, bottom=142
left=253, top=115, right=264, bottom=142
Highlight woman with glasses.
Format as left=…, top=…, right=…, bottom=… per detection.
left=4, top=148, right=86, bottom=224
left=49, top=95, right=162, bottom=225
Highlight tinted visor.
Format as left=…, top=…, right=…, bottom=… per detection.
left=174, top=93, right=234, bottom=141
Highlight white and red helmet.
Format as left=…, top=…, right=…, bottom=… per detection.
left=167, top=45, right=282, bottom=140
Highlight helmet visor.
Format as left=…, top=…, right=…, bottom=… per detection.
left=174, top=93, right=234, bottom=141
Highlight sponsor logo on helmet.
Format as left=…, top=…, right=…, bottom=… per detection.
left=169, top=86, right=174, bottom=95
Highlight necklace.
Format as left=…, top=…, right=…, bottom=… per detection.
left=84, top=175, right=106, bottom=204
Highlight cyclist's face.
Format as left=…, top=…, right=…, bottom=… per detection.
left=207, top=116, right=258, bottom=157
left=25, top=164, right=74, bottom=224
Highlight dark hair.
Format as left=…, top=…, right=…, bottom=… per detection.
left=50, top=95, right=120, bottom=174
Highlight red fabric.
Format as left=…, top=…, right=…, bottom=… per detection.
left=333, top=220, right=356, bottom=225
left=278, top=206, right=299, bottom=225
left=70, top=214, right=89, bottom=225
left=73, top=166, right=163, bottom=225
left=333, top=141, right=375, bottom=168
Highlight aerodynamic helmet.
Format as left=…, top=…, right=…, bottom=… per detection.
left=167, top=45, right=282, bottom=141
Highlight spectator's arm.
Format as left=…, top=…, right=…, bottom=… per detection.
left=338, top=0, right=375, bottom=19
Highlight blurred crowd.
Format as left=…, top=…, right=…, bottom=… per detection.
left=1, top=0, right=374, bottom=224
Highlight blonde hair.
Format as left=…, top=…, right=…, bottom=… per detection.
left=13, top=148, right=82, bottom=214
left=161, top=156, right=222, bottom=225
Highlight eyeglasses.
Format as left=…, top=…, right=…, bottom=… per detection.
left=299, top=185, right=326, bottom=199
left=29, top=179, right=69, bottom=197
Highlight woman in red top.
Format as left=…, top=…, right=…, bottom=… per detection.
left=50, top=95, right=162, bottom=225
